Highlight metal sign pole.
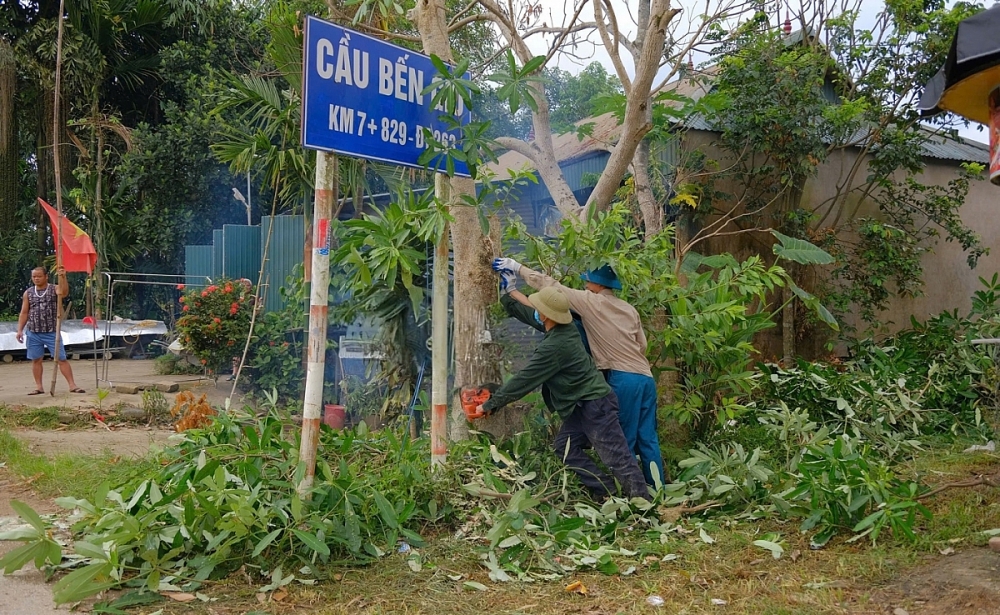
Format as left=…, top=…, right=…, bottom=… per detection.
left=430, top=175, right=449, bottom=469
left=297, top=151, right=336, bottom=498
left=300, top=15, right=473, bottom=474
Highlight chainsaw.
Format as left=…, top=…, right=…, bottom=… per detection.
left=460, top=385, right=496, bottom=420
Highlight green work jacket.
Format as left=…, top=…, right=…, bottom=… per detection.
left=481, top=294, right=611, bottom=419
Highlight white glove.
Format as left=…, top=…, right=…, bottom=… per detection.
left=498, top=270, right=517, bottom=294
left=492, top=257, right=522, bottom=274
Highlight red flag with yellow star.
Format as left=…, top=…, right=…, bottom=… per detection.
left=38, top=199, right=97, bottom=274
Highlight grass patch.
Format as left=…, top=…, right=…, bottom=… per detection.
left=138, top=524, right=906, bottom=615
left=0, top=429, right=158, bottom=499
left=0, top=405, right=90, bottom=429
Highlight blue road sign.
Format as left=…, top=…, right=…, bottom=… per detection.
left=302, top=15, right=471, bottom=177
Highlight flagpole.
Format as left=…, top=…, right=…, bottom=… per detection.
left=48, top=0, right=67, bottom=396
left=91, top=282, right=98, bottom=390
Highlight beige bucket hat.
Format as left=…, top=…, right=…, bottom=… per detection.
left=528, top=287, right=573, bottom=325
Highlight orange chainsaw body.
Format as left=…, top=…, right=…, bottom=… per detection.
left=461, top=387, right=491, bottom=420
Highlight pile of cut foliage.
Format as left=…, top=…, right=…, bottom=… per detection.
left=1, top=281, right=999, bottom=603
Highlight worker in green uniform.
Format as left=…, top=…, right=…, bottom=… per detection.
left=493, top=258, right=665, bottom=486
left=477, top=276, right=649, bottom=499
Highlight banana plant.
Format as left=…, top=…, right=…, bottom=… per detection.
left=770, top=229, right=838, bottom=331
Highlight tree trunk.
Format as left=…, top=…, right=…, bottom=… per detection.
left=449, top=188, right=505, bottom=439
left=495, top=135, right=581, bottom=220
left=633, top=141, right=661, bottom=235
left=635, top=0, right=671, bottom=421
left=632, top=0, right=660, bottom=237
left=781, top=283, right=794, bottom=365
left=0, top=40, right=16, bottom=232
left=585, top=0, right=679, bottom=216
left=414, top=0, right=501, bottom=441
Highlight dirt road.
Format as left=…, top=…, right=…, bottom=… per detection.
left=0, top=358, right=246, bottom=412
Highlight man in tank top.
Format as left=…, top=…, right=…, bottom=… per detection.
left=15, top=266, right=84, bottom=394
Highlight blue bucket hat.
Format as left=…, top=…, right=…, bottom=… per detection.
left=580, top=264, right=622, bottom=290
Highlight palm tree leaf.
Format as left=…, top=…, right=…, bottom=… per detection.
left=266, top=8, right=304, bottom=94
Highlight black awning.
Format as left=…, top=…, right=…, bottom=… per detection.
left=918, top=4, right=1000, bottom=125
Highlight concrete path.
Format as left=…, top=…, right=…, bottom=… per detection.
left=0, top=542, right=68, bottom=615
left=0, top=472, right=65, bottom=615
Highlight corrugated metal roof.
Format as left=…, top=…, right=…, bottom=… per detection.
left=683, top=117, right=988, bottom=163
left=490, top=69, right=989, bottom=173
left=918, top=131, right=989, bottom=163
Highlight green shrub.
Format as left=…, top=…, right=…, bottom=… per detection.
left=756, top=275, right=1000, bottom=441
left=244, top=268, right=306, bottom=401
left=246, top=310, right=304, bottom=400
left=175, top=280, right=254, bottom=373
left=726, top=420, right=783, bottom=458
left=677, top=443, right=775, bottom=508
left=777, top=435, right=929, bottom=547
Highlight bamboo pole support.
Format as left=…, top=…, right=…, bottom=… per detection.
left=49, top=0, right=67, bottom=396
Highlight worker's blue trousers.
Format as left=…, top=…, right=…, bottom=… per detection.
left=606, top=370, right=664, bottom=486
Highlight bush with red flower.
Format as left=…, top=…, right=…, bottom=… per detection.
left=175, top=279, right=253, bottom=374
